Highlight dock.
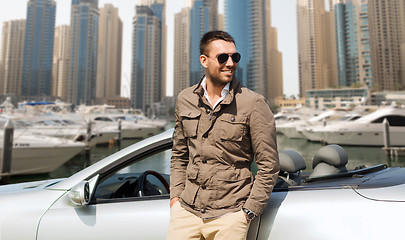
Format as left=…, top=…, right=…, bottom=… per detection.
left=383, top=147, right=405, bottom=157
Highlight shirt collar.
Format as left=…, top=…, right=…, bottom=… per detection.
left=201, top=77, right=230, bottom=109
left=201, top=77, right=230, bottom=97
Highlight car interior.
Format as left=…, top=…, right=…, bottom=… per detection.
left=275, top=144, right=387, bottom=189
left=91, top=143, right=388, bottom=203
left=93, top=148, right=171, bottom=202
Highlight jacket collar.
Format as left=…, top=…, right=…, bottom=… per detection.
left=193, top=75, right=241, bottom=107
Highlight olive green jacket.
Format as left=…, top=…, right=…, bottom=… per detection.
left=170, top=77, right=279, bottom=219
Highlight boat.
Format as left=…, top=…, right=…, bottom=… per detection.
left=274, top=107, right=318, bottom=130
left=300, top=113, right=362, bottom=142
left=277, top=109, right=348, bottom=139
left=7, top=115, right=118, bottom=146
left=0, top=126, right=86, bottom=176
left=90, top=115, right=163, bottom=139
left=76, top=105, right=167, bottom=139
left=306, top=106, right=405, bottom=146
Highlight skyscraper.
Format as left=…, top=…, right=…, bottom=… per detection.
left=21, top=0, right=56, bottom=98
left=267, top=26, right=284, bottom=102
left=52, top=25, right=70, bottom=98
left=173, top=6, right=190, bottom=97
left=224, top=0, right=251, bottom=89
left=189, top=0, right=218, bottom=86
left=368, top=0, right=405, bottom=91
left=172, top=0, right=217, bottom=97
left=0, top=20, right=25, bottom=96
left=96, top=4, right=123, bottom=102
left=131, top=0, right=166, bottom=115
left=297, top=0, right=338, bottom=97
left=332, top=0, right=372, bottom=88
left=67, top=0, right=99, bottom=105
left=151, top=0, right=167, bottom=101
left=225, top=0, right=283, bottom=101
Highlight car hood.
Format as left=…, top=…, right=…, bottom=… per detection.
left=0, top=178, right=65, bottom=195
left=0, top=179, right=68, bottom=239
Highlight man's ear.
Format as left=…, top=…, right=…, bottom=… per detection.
left=200, top=55, right=208, bottom=68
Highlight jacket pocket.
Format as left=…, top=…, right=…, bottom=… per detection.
left=180, top=164, right=199, bottom=205
left=212, top=168, right=252, bottom=208
left=219, top=115, right=247, bottom=141
left=180, top=110, right=201, bottom=138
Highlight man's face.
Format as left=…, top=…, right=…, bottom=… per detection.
left=200, top=40, right=238, bottom=86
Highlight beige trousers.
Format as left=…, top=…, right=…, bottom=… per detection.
left=166, top=201, right=250, bottom=240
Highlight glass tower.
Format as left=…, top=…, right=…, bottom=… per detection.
left=67, top=0, right=99, bottom=105
left=333, top=0, right=372, bottom=88
left=131, top=2, right=165, bottom=116
left=225, top=0, right=275, bottom=99
left=21, top=0, right=56, bottom=98
left=189, top=0, right=218, bottom=86
left=224, top=0, right=249, bottom=88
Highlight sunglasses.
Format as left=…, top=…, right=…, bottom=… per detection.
left=206, top=52, right=241, bottom=64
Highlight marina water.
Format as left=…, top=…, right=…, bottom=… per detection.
left=10, top=127, right=405, bottom=184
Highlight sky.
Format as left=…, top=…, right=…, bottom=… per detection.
left=0, top=0, right=299, bottom=98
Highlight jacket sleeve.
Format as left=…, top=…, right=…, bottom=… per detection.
left=169, top=101, right=190, bottom=200
left=244, top=95, right=280, bottom=215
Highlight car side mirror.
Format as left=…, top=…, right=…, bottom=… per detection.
left=69, top=181, right=90, bottom=206
left=69, top=175, right=99, bottom=206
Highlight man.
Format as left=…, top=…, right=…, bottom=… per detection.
left=167, top=30, right=279, bottom=240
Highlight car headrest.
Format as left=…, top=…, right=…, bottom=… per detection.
left=279, top=150, right=306, bottom=173
left=312, top=144, right=348, bottom=169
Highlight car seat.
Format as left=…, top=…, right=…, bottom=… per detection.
left=277, top=150, right=307, bottom=186
left=309, top=144, right=348, bottom=179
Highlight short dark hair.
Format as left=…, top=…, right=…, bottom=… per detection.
left=200, top=30, right=236, bottom=55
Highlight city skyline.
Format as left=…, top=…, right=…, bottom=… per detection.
left=0, top=0, right=300, bottom=98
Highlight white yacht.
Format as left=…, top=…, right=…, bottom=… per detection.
left=0, top=128, right=86, bottom=176
left=76, top=105, right=167, bottom=139
left=307, top=106, right=405, bottom=146
left=91, top=115, right=162, bottom=139
left=277, top=110, right=348, bottom=139
left=12, top=116, right=118, bottom=146
left=301, top=114, right=362, bottom=142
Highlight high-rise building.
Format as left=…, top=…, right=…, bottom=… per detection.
left=266, top=1, right=283, bottom=103
left=21, top=0, right=56, bottom=98
left=368, top=0, right=405, bottom=91
left=173, top=0, right=217, bottom=97
left=52, top=25, right=70, bottom=98
left=267, top=26, right=284, bottom=103
left=141, top=0, right=167, bottom=101
left=67, top=0, right=99, bottom=105
left=332, top=0, right=372, bottom=88
left=152, top=0, right=167, bottom=101
left=225, top=0, right=283, bottom=101
left=96, top=4, right=123, bottom=103
left=224, top=0, right=249, bottom=88
left=0, top=20, right=25, bottom=96
left=173, top=7, right=190, bottom=97
left=131, top=0, right=166, bottom=116
left=297, top=0, right=338, bottom=97
left=189, top=0, right=218, bottom=86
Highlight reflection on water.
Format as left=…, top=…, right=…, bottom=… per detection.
left=9, top=131, right=405, bottom=184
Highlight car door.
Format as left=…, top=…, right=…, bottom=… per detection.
left=37, top=148, right=172, bottom=240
